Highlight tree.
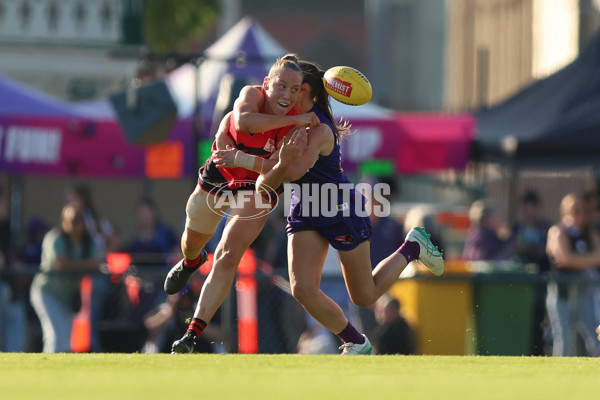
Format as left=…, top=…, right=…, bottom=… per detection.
left=144, top=0, right=220, bottom=53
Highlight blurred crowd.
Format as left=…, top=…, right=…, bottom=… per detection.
left=1, top=178, right=600, bottom=357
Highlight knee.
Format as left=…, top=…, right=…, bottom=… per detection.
left=290, top=281, right=318, bottom=305
left=348, top=291, right=375, bottom=308
left=213, top=248, right=243, bottom=273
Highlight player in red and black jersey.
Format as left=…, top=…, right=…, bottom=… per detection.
left=199, top=101, right=301, bottom=191
left=164, top=54, right=319, bottom=354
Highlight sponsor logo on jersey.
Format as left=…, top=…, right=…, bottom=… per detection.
left=263, top=138, right=276, bottom=153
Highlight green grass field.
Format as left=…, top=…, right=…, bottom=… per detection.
left=1, top=353, right=598, bottom=400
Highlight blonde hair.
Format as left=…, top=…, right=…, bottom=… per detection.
left=560, top=192, right=584, bottom=218
left=267, top=53, right=301, bottom=79
left=468, top=200, right=496, bottom=226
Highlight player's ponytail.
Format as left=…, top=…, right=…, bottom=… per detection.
left=268, top=53, right=301, bottom=79
left=281, top=53, right=299, bottom=64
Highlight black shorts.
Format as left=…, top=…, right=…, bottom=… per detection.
left=197, top=159, right=282, bottom=206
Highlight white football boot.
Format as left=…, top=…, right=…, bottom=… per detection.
left=404, top=227, right=444, bottom=276
left=339, top=335, right=373, bottom=355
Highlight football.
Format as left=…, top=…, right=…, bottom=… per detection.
left=323, top=66, right=372, bottom=106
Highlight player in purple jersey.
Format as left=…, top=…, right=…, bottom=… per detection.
left=213, top=60, right=444, bottom=355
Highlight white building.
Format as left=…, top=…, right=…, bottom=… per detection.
left=0, top=0, right=143, bottom=100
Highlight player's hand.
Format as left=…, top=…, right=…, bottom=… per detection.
left=279, top=128, right=307, bottom=167
left=212, top=146, right=237, bottom=168
left=296, top=112, right=320, bottom=128
left=214, top=115, right=236, bottom=150
left=216, top=132, right=237, bottom=151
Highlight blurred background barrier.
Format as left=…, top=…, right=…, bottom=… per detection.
left=392, top=261, right=545, bottom=356
left=1, top=256, right=598, bottom=356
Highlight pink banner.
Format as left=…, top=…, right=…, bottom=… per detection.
left=340, top=114, right=475, bottom=174
left=396, top=114, right=475, bottom=174
left=0, top=117, right=144, bottom=177
left=0, top=117, right=195, bottom=178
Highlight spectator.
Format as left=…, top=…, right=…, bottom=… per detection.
left=64, top=182, right=120, bottom=255
left=546, top=192, right=600, bottom=356
left=511, top=190, right=552, bottom=356
left=0, top=184, right=27, bottom=352
left=463, top=200, right=512, bottom=261
left=126, top=198, right=179, bottom=334
left=512, top=190, right=552, bottom=269
left=64, top=182, right=117, bottom=351
left=127, top=197, right=179, bottom=268
left=20, top=218, right=49, bottom=266
left=583, top=188, right=600, bottom=234
left=29, top=203, right=101, bottom=353
left=370, top=293, right=416, bottom=355
left=18, top=217, right=50, bottom=352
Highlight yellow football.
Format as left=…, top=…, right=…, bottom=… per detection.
left=323, top=66, right=372, bottom=106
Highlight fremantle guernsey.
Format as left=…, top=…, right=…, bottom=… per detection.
left=287, top=105, right=372, bottom=249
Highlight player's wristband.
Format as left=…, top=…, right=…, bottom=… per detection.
left=233, top=151, right=264, bottom=173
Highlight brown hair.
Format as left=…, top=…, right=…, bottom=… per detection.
left=298, top=60, right=351, bottom=140
left=60, top=203, right=93, bottom=257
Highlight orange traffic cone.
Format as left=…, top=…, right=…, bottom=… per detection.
left=71, top=275, right=92, bottom=353
left=236, top=249, right=258, bottom=354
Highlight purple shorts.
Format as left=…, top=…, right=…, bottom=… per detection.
left=286, top=215, right=372, bottom=251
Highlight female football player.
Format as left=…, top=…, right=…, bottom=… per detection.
left=213, top=60, right=443, bottom=354
left=165, top=54, right=319, bottom=353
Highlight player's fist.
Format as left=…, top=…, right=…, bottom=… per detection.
left=296, top=112, right=319, bottom=128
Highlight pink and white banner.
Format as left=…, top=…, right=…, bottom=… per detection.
left=0, top=117, right=145, bottom=177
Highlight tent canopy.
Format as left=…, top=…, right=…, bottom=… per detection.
left=167, top=16, right=288, bottom=137
left=0, top=73, right=87, bottom=119
left=474, top=30, right=600, bottom=165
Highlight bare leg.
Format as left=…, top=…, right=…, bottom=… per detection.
left=192, top=194, right=270, bottom=323
left=164, top=186, right=230, bottom=295
left=181, top=228, right=213, bottom=260
left=337, top=241, right=408, bottom=307
left=288, top=231, right=349, bottom=334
